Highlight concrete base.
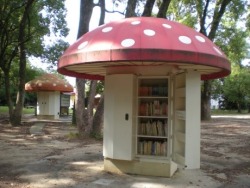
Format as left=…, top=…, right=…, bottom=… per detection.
left=104, top=158, right=177, bottom=177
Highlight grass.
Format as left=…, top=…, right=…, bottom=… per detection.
left=0, top=106, right=35, bottom=114
left=211, top=109, right=249, bottom=115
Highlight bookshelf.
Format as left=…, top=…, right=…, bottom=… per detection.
left=136, top=77, right=169, bottom=158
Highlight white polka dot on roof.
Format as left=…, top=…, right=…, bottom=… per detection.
left=131, top=21, right=141, bottom=25
left=195, top=35, right=205, bottom=43
left=65, top=85, right=68, bottom=87
left=102, top=27, right=112, bottom=32
left=213, top=46, right=223, bottom=55
left=78, top=41, right=88, bottom=50
left=121, top=39, right=135, bottom=47
left=53, top=83, right=56, bottom=86
left=38, top=83, right=42, bottom=86
left=179, top=36, right=192, bottom=44
left=144, top=29, right=155, bottom=36
left=162, top=23, right=172, bottom=29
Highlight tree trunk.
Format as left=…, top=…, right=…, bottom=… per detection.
left=98, top=0, right=105, bottom=25
left=199, top=0, right=230, bottom=120
left=75, top=0, right=94, bottom=135
left=3, top=70, right=14, bottom=118
left=237, top=102, right=241, bottom=113
left=72, top=100, right=76, bottom=125
left=10, top=0, right=35, bottom=126
left=75, top=78, right=87, bottom=132
left=125, top=0, right=137, bottom=17
left=85, top=80, right=97, bottom=135
left=11, top=47, right=26, bottom=126
left=142, top=0, right=156, bottom=17
left=157, top=0, right=171, bottom=18
left=201, top=80, right=211, bottom=120
left=77, top=0, right=93, bottom=38
left=92, top=94, right=104, bottom=137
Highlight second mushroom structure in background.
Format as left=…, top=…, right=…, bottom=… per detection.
left=25, top=74, right=74, bottom=120
left=58, top=17, right=231, bottom=177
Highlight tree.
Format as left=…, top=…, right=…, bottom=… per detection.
left=197, top=0, right=249, bottom=120
left=74, top=0, right=105, bottom=137
left=0, top=61, right=45, bottom=106
left=223, top=67, right=250, bottom=113
left=165, top=0, right=249, bottom=120
left=0, top=0, right=68, bottom=126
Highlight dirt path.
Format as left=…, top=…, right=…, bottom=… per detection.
left=201, top=117, right=250, bottom=187
left=0, top=115, right=249, bottom=188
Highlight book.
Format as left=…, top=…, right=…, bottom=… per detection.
left=138, top=140, right=168, bottom=156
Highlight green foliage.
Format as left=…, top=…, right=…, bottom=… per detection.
left=211, top=109, right=248, bottom=115
left=166, top=0, right=197, bottom=28
left=0, top=0, right=69, bottom=123
left=67, top=132, right=81, bottom=139
left=211, top=79, right=224, bottom=100
left=221, top=66, right=250, bottom=111
left=0, top=61, right=45, bottom=105
left=0, top=106, right=35, bottom=114
left=90, top=132, right=103, bottom=140
left=0, top=0, right=69, bottom=67
left=85, top=80, right=104, bottom=96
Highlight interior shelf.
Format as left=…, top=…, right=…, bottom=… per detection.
left=176, top=132, right=185, bottom=143
left=137, top=77, right=169, bottom=158
left=138, top=135, right=168, bottom=139
left=175, top=87, right=185, bottom=97
left=138, top=116, right=168, bottom=118
left=138, top=96, right=168, bottom=99
left=176, top=110, right=186, bottom=120
left=173, top=73, right=186, bottom=167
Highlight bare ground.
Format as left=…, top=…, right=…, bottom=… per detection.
left=0, top=114, right=249, bottom=188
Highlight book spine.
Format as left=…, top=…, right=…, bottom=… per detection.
left=138, top=140, right=168, bottom=156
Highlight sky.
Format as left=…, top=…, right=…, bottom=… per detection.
left=65, top=0, right=125, bottom=44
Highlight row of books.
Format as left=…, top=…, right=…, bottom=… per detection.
left=138, top=120, right=168, bottom=136
left=138, top=140, right=168, bottom=156
left=139, top=86, right=168, bottom=96
left=139, top=101, right=168, bottom=116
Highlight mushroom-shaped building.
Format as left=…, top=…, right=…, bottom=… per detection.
left=25, top=74, right=73, bottom=120
left=58, top=17, right=230, bottom=177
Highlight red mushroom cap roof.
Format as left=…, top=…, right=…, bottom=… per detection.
left=25, top=74, right=73, bottom=92
left=58, top=17, right=230, bottom=80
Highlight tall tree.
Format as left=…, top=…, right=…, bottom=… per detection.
left=75, top=0, right=106, bottom=136
left=199, top=0, right=248, bottom=120
left=166, top=0, right=249, bottom=120
left=0, top=0, right=68, bottom=126
left=75, top=0, right=94, bottom=134
left=14, top=0, right=35, bottom=125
